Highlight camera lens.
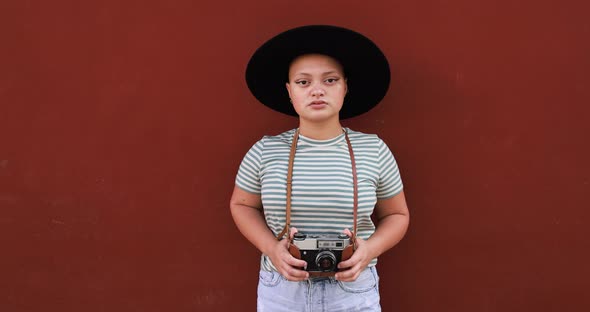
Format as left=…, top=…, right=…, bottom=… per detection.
left=315, top=251, right=337, bottom=272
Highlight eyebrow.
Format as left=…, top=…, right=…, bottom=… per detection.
left=293, top=70, right=342, bottom=77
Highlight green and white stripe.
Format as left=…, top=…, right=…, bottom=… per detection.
left=236, top=128, right=403, bottom=271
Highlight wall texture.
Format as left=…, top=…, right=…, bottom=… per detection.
left=1, top=0, right=589, bottom=311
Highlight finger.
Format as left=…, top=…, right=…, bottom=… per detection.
left=338, top=252, right=362, bottom=269
left=338, top=257, right=355, bottom=269
left=289, top=227, right=299, bottom=239
left=343, top=229, right=366, bottom=248
left=285, top=253, right=308, bottom=269
left=342, top=228, right=353, bottom=237
left=281, top=249, right=309, bottom=280
left=279, top=237, right=290, bottom=248
left=338, top=247, right=361, bottom=269
left=278, top=246, right=306, bottom=269
left=281, top=264, right=309, bottom=281
left=342, top=228, right=360, bottom=249
left=335, top=265, right=361, bottom=281
left=335, top=268, right=354, bottom=281
left=281, top=237, right=307, bottom=268
left=336, top=271, right=360, bottom=282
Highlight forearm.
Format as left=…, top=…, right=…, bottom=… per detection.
left=336, top=208, right=409, bottom=281
left=365, top=213, right=409, bottom=259
left=230, top=203, right=278, bottom=255
left=230, top=185, right=308, bottom=280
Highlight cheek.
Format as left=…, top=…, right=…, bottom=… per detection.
left=291, top=97, right=305, bottom=108
left=335, top=86, right=347, bottom=99
left=290, top=90, right=306, bottom=103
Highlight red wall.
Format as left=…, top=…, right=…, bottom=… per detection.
left=2, top=0, right=589, bottom=311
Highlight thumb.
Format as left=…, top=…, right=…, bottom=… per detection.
left=289, top=227, right=299, bottom=240
left=342, top=228, right=353, bottom=238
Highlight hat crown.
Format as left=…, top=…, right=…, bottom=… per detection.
left=246, top=25, right=390, bottom=119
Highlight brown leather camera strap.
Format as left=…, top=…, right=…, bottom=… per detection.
left=277, top=128, right=358, bottom=250
left=276, top=129, right=300, bottom=240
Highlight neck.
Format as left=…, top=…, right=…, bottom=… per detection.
left=298, top=118, right=344, bottom=140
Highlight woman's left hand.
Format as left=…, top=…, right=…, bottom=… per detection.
left=334, top=228, right=375, bottom=282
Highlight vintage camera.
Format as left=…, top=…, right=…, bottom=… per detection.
left=289, top=233, right=353, bottom=275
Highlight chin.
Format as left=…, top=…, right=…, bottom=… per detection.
left=300, top=112, right=339, bottom=123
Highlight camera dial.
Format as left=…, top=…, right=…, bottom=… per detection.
left=315, top=250, right=337, bottom=272
left=337, top=234, right=349, bottom=239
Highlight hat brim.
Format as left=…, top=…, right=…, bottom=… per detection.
left=245, top=25, right=390, bottom=119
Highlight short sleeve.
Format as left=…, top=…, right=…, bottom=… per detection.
left=235, top=139, right=264, bottom=194
left=376, top=139, right=404, bottom=199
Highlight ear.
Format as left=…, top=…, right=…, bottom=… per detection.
left=286, top=82, right=292, bottom=99
left=344, top=78, right=348, bottom=94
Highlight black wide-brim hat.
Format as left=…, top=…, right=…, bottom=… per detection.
left=245, top=25, right=391, bottom=119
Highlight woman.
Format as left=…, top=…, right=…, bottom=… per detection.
left=230, top=25, right=409, bottom=311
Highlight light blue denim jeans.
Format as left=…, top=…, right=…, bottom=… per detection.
left=257, top=266, right=381, bottom=312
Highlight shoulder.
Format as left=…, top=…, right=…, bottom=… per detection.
left=246, top=128, right=297, bottom=155
left=345, top=128, right=383, bottom=147
left=255, top=128, right=297, bottom=149
left=261, top=128, right=297, bottom=144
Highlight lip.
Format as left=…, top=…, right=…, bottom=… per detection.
left=308, top=100, right=328, bottom=107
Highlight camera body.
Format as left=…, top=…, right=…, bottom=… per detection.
left=289, top=233, right=354, bottom=276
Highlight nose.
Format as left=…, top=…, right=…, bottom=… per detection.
left=311, top=86, right=325, bottom=97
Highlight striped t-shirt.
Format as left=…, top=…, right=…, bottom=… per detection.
left=236, top=128, right=403, bottom=271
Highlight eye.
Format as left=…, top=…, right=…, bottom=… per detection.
left=325, top=78, right=339, bottom=84
left=295, top=80, right=309, bottom=86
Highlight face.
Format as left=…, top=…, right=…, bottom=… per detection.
left=286, top=54, right=347, bottom=123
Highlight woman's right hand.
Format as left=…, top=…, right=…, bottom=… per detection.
left=267, top=227, right=309, bottom=281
